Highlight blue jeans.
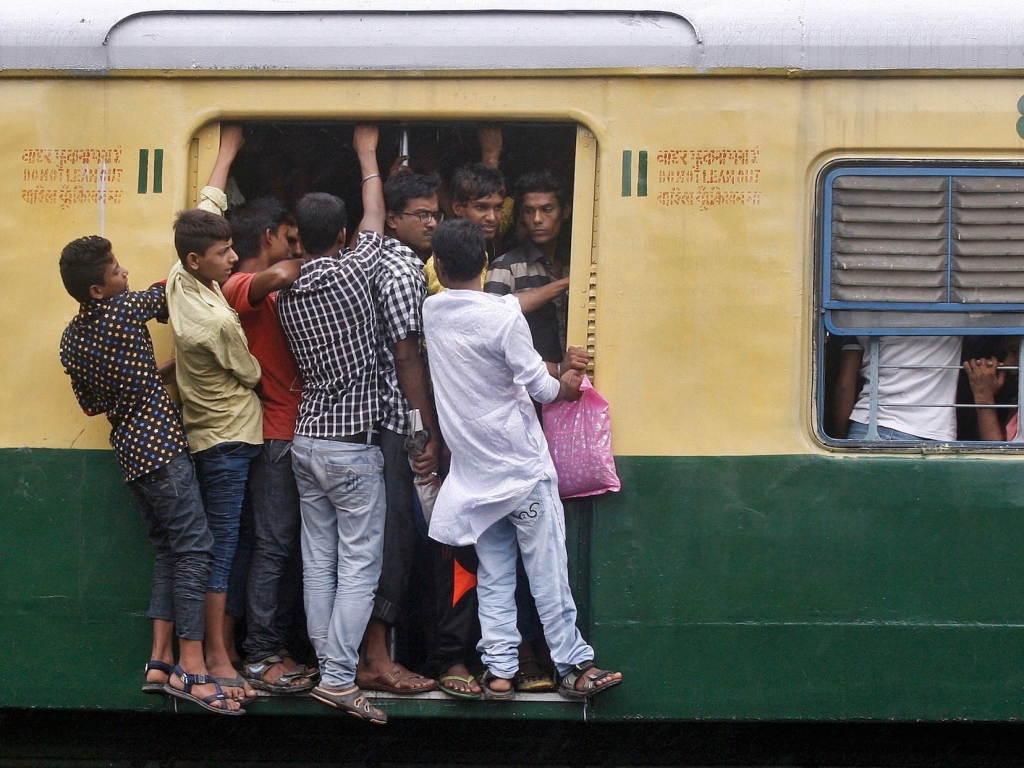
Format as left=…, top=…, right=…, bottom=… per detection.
left=847, top=421, right=924, bottom=441
left=193, top=441, right=261, bottom=593
left=241, top=439, right=304, bottom=661
left=474, top=479, right=593, bottom=679
left=291, top=435, right=385, bottom=689
left=128, top=452, right=214, bottom=641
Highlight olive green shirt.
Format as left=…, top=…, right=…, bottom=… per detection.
left=167, top=261, right=263, bottom=453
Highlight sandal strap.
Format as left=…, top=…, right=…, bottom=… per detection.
left=200, top=690, right=232, bottom=710
left=276, top=670, right=312, bottom=686
left=144, top=660, right=174, bottom=675
left=561, top=660, right=595, bottom=688
left=173, top=665, right=219, bottom=692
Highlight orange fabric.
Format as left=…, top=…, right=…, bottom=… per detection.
left=221, top=272, right=302, bottom=440
left=452, top=558, right=477, bottom=606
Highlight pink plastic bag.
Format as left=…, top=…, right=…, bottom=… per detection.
left=542, top=375, right=621, bottom=499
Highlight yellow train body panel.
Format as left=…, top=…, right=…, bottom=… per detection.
left=2, top=74, right=1024, bottom=459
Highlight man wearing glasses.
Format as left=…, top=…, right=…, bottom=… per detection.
left=354, top=172, right=443, bottom=695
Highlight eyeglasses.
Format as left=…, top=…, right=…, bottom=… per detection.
left=394, top=209, right=444, bottom=224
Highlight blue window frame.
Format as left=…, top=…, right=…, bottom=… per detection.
left=822, top=165, right=1024, bottom=337
left=818, top=163, right=1024, bottom=445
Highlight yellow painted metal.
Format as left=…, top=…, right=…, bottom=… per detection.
left=3, top=75, right=1024, bottom=459
left=568, top=124, right=599, bottom=379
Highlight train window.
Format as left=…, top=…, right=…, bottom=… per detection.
left=818, top=165, right=1024, bottom=446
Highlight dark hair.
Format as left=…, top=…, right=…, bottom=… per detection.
left=450, top=163, right=505, bottom=205
left=294, top=192, right=346, bottom=256
left=384, top=172, right=440, bottom=214
left=173, top=209, right=232, bottom=263
left=226, top=197, right=289, bottom=261
left=431, top=219, right=487, bottom=282
left=59, top=235, right=113, bottom=303
left=514, top=170, right=570, bottom=208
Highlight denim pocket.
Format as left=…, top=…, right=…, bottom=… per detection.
left=325, top=462, right=376, bottom=508
left=265, top=439, right=293, bottom=464
left=216, top=440, right=261, bottom=458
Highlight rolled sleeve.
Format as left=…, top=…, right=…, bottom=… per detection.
left=198, top=186, right=228, bottom=216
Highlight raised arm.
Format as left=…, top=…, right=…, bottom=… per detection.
left=478, top=124, right=503, bottom=169
left=354, top=124, right=384, bottom=236
left=207, top=124, right=244, bottom=193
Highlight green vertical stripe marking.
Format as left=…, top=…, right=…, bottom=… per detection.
left=638, top=150, right=648, bottom=197
left=621, top=150, right=632, bottom=197
left=137, top=149, right=149, bottom=194
left=153, top=149, right=163, bottom=194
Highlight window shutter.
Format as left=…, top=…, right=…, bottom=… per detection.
left=830, top=175, right=948, bottom=303
left=824, top=167, right=1024, bottom=333
left=951, top=176, right=1024, bottom=303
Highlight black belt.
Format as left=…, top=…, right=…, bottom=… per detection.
left=325, top=429, right=380, bottom=446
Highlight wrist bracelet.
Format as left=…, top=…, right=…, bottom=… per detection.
left=362, top=173, right=381, bottom=184
left=557, top=362, right=562, bottom=376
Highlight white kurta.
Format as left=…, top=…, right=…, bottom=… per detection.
left=423, top=290, right=560, bottom=546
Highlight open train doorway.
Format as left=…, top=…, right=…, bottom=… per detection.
left=186, top=119, right=600, bottom=688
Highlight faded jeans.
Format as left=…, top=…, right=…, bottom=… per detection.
left=291, top=435, right=385, bottom=689
left=846, top=421, right=924, bottom=441
left=475, top=478, right=593, bottom=680
left=128, top=452, right=214, bottom=641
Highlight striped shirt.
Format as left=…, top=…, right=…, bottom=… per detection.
left=375, top=236, right=428, bottom=435
left=484, top=239, right=566, bottom=363
left=277, top=231, right=384, bottom=439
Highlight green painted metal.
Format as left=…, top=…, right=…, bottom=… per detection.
left=153, top=149, right=163, bottom=194
left=0, top=448, right=587, bottom=719
left=586, top=455, right=1024, bottom=721
left=621, top=150, right=632, bottom=197
left=637, top=150, right=648, bottom=197
left=137, top=149, right=148, bottom=194
left=6, top=448, right=1024, bottom=721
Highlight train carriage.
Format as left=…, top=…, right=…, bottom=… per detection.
left=4, top=0, right=1024, bottom=721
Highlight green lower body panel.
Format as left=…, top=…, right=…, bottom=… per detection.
left=4, top=448, right=1024, bottom=720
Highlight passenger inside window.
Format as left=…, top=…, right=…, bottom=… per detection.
left=962, top=337, right=1021, bottom=441
left=830, top=335, right=962, bottom=441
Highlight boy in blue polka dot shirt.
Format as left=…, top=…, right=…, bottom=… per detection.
left=59, top=235, right=243, bottom=715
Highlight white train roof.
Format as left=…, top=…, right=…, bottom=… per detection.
left=2, top=0, right=1024, bottom=73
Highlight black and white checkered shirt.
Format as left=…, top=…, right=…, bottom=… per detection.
left=375, top=236, right=428, bottom=435
left=277, top=231, right=384, bottom=439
